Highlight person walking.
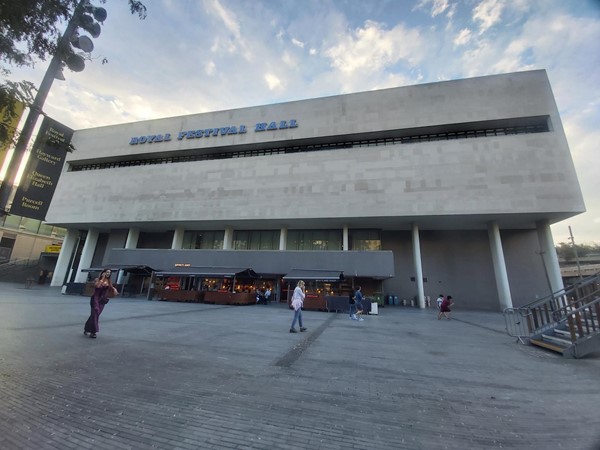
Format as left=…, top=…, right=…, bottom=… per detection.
left=437, top=295, right=454, bottom=320
left=84, top=269, right=119, bottom=338
left=349, top=290, right=358, bottom=320
left=436, top=294, right=444, bottom=311
left=353, top=286, right=365, bottom=321
left=289, top=280, right=307, bottom=333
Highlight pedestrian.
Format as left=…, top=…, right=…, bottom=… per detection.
left=349, top=290, right=357, bottom=320
left=437, top=295, right=454, bottom=320
left=353, top=286, right=365, bottom=321
left=84, top=269, right=119, bottom=338
left=289, top=280, right=307, bottom=333
left=436, top=294, right=444, bottom=310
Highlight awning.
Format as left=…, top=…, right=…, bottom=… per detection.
left=82, top=265, right=155, bottom=275
left=154, top=266, right=258, bottom=278
left=283, top=269, right=344, bottom=282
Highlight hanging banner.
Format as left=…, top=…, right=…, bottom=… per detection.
left=9, top=116, right=73, bottom=220
left=0, top=99, right=25, bottom=178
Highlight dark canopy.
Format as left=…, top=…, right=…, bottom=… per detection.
left=154, top=266, right=258, bottom=278
left=283, top=269, right=344, bottom=282
left=82, top=265, right=155, bottom=275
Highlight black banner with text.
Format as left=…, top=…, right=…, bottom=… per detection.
left=9, top=117, right=73, bottom=221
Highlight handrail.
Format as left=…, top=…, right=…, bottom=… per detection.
left=504, top=271, right=600, bottom=341
left=555, top=296, right=600, bottom=343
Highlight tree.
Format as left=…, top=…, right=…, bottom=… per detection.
left=555, top=242, right=600, bottom=261
left=0, top=0, right=147, bottom=145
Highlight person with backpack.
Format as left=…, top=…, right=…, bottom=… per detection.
left=353, top=286, right=365, bottom=321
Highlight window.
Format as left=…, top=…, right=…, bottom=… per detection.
left=232, top=230, right=279, bottom=250
left=182, top=230, right=224, bottom=249
left=350, top=229, right=381, bottom=251
left=287, top=230, right=342, bottom=251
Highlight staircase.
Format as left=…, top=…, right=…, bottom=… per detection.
left=0, top=258, right=40, bottom=283
left=504, top=272, right=600, bottom=358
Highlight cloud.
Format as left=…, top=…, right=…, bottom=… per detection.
left=264, top=73, right=283, bottom=91
left=414, top=0, right=451, bottom=18
left=473, top=0, right=505, bottom=34
left=291, top=38, right=305, bottom=48
left=324, top=20, right=424, bottom=74
left=453, top=28, right=472, bottom=47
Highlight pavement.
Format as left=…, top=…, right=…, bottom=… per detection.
left=0, top=282, right=599, bottom=450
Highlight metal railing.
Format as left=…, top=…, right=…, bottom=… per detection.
left=504, top=272, right=600, bottom=343
left=0, top=258, right=40, bottom=280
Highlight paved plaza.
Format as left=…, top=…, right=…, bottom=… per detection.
left=0, top=282, right=599, bottom=449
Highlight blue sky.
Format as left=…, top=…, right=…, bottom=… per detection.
left=5, top=0, right=600, bottom=243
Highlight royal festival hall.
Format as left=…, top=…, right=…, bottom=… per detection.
left=45, top=70, right=585, bottom=310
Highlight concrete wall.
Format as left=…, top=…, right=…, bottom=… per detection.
left=46, top=70, right=584, bottom=229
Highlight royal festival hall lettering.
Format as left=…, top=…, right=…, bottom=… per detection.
left=129, top=119, right=298, bottom=145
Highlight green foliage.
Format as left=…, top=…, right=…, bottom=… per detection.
left=555, top=242, right=600, bottom=260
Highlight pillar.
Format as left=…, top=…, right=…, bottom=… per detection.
left=172, top=226, right=184, bottom=249
left=487, top=222, right=513, bottom=310
left=343, top=225, right=349, bottom=251
left=118, top=227, right=140, bottom=284
left=536, top=220, right=564, bottom=294
left=223, top=226, right=233, bottom=250
left=50, top=228, right=79, bottom=287
left=411, top=223, right=425, bottom=309
left=74, top=228, right=99, bottom=282
left=279, top=227, right=287, bottom=250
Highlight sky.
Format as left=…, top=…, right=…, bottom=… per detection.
left=4, top=0, right=600, bottom=244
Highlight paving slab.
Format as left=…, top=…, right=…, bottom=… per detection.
left=0, top=282, right=599, bottom=449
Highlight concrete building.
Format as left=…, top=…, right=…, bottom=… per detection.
left=46, top=70, right=585, bottom=310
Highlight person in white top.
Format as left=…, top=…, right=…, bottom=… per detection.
left=289, top=280, right=307, bottom=333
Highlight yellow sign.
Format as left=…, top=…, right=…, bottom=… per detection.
left=45, top=245, right=62, bottom=253
left=0, top=99, right=25, bottom=178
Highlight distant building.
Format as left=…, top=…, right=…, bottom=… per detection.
left=45, top=70, right=585, bottom=310
left=0, top=214, right=65, bottom=280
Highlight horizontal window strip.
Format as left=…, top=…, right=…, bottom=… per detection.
left=69, top=116, right=550, bottom=172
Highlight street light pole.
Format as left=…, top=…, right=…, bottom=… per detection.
left=0, top=1, right=86, bottom=216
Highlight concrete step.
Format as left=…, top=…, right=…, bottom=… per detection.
left=541, top=333, right=571, bottom=348
left=530, top=339, right=565, bottom=354
left=553, top=329, right=573, bottom=339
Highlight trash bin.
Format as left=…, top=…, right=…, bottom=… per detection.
left=370, top=302, right=379, bottom=315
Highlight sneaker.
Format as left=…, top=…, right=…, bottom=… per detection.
left=90, top=333, right=97, bottom=338
left=289, top=328, right=297, bottom=333
left=352, top=314, right=358, bottom=320
left=358, top=317, right=364, bottom=321
left=300, top=327, right=307, bottom=332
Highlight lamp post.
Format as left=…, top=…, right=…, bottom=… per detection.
left=0, top=0, right=105, bottom=215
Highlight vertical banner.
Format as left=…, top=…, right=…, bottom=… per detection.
left=0, top=99, right=25, bottom=178
left=9, top=116, right=73, bottom=220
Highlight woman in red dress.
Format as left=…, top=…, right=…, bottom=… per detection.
left=437, top=295, right=454, bottom=320
left=84, top=269, right=118, bottom=338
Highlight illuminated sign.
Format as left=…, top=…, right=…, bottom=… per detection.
left=129, top=119, right=298, bottom=145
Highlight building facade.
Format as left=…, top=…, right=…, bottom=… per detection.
left=45, top=70, right=585, bottom=310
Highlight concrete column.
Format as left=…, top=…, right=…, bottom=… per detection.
left=74, top=229, right=99, bottom=282
left=125, top=228, right=140, bottom=249
left=223, top=226, right=233, bottom=250
left=487, top=222, right=513, bottom=310
left=411, top=223, right=425, bottom=309
left=279, top=227, right=287, bottom=250
left=50, top=228, right=79, bottom=287
left=172, top=226, right=185, bottom=249
left=343, top=225, right=349, bottom=251
left=118, top=228, right=140, bottom=284
left=537, top=220, right=564, bottom=294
